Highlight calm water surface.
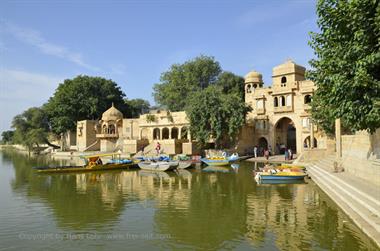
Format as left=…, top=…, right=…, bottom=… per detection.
left=0, top=149, right=378, bottom=251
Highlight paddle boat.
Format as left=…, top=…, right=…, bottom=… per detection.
left=138, top=160, right=179, bottom=171
left=172, top=154, right=193, bottom=169
left=255, top=170, right=307, bottom=181
left=177, top=161, right=193, bottom=169
left=201, top=152, right=240, bottom=166
left=200, top=157, right=230, bottom=166
left=34, top=153, right=138, bottom=173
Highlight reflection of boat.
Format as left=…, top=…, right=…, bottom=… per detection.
left=177, top=161, right=193, bottom=169
left=202, top=166, right=231, bottom=173
left=256, top=179, right=306, bottom=185
left=138, top=170, right=172, bottom=179
left=200, top=158, right=230, bottom=166
left=231, top=164, right=240, bottom=169
left=176, top=169, right=192, bottom=177
left=138, top=161, right=179, bottom=171
left=34, top=153, right=138, bottom=173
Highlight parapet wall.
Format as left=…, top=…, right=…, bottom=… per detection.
left=341, top=130, right=380, bottom=186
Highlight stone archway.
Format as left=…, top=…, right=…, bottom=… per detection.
left=181, top=127, right=188, bottom=140
left=258, top=137, right=268, bottom=150
left=153, top=128, right=160, bottom=140
left=162, top=128, right=170, bottom=139
left=274, top=117, right=297, bottom=153
left=171, top=127, right=179, bottom=139
left=304, top=136, right=317, bottom=148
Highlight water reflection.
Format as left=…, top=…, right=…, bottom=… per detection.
left=1, top=149, right=378, bottom=251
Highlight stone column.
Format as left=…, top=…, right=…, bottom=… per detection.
left=310, top=121, right=314, bottom=148
left=160, top=128, right=162, bottom=140
left=187, top=130, right=191, bottom=141
left=335, top=118, right=342, bottom=158
left=169, top=127, right=172, bottom=139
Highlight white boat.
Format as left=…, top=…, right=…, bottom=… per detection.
left=138, top=161, right=179, bottom=171
left=177, top=161, right=192, bottom=169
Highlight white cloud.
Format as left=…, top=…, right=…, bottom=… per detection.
left=0, top=68, right=64, bottom=133
left=1, top=22, right=99, bottom=71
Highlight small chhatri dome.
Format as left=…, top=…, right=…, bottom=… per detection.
left=101, top=103, right=123, bottom=121
left=245, top=70, right=263, bottom=84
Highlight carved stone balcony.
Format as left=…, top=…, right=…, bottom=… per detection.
left=274, top=106, right=293, bottom=113
left=96, top=133, right=119, bottom=139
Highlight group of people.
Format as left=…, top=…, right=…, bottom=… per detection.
left=253, top=145, right=273, bottom=159
left=252, top=144, right=293, bottom=161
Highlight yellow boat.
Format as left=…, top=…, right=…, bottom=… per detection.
left=34, top=153, right=139, bottom=173
left=279, top=164, right=306, bottom=170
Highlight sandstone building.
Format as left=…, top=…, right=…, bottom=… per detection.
left=75, top=60, right=327, bottom=155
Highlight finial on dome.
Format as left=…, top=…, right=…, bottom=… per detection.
left=112, top=102, right=114, bottom=107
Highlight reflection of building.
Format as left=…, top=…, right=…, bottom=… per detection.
left=75, top=60, right=329, bottom=154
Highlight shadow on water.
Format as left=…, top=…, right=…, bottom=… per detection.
left=1, top=149, right=379, bottom=251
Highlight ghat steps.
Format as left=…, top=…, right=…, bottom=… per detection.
left=307, top=155, right=380, bottom=247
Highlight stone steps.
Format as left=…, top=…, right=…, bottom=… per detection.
left=307, top=163, right=380, bottom=246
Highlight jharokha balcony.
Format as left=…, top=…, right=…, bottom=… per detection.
left=96, top=133, right=119, bottom=139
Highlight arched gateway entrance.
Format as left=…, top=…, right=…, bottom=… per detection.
left=274, top=117, right=297, bottom=154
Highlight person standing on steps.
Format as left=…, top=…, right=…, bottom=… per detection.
left=156, top=142, right=161, bottom=155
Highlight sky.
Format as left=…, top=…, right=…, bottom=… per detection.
left=0, top=0, right=318, bottom=134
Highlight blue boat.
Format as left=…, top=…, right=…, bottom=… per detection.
left=255, top=172, right=307, bottom=181
left=200, top=158, right=230, bottom=166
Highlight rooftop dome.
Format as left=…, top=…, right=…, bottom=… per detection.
left=245, top=70, right=263, bottom=84
left=101, top=103, right=123, bottom=121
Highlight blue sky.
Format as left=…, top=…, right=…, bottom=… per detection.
left=0, top=0, right=318, bottom=134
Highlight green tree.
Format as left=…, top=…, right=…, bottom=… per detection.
left=124, top=98, right=150, bottom=118
left=153, top=55, right=222, bottom=111
left=11, top=107, right=51, bottom=151
left=1, top=130, right=14, bottom=144
left=308, top=0, right=380, bottom=134
left=216, top=71, right=245, bottom=99
left=185, top=85, right=251, bottom=148
left=44, top=75, right=127, bottom=134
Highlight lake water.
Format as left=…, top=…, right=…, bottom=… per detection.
left=0, top=149, right=378, bottom=250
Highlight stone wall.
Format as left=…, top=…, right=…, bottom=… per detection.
left=341, top=129, right=380, bottom=186
left=77, top=120, right=99, bottom=151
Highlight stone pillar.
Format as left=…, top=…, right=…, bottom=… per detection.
left=160, top=128, right=162, bottom=140
left=169, top=127, right=172, bottom=139
left=335, top=118, right=342, bottom=158
left=130, top=121, right=133, bottom=139
left=187, top=130, right=191, bottom=141
left=310, top=122, right=314, bottom=148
